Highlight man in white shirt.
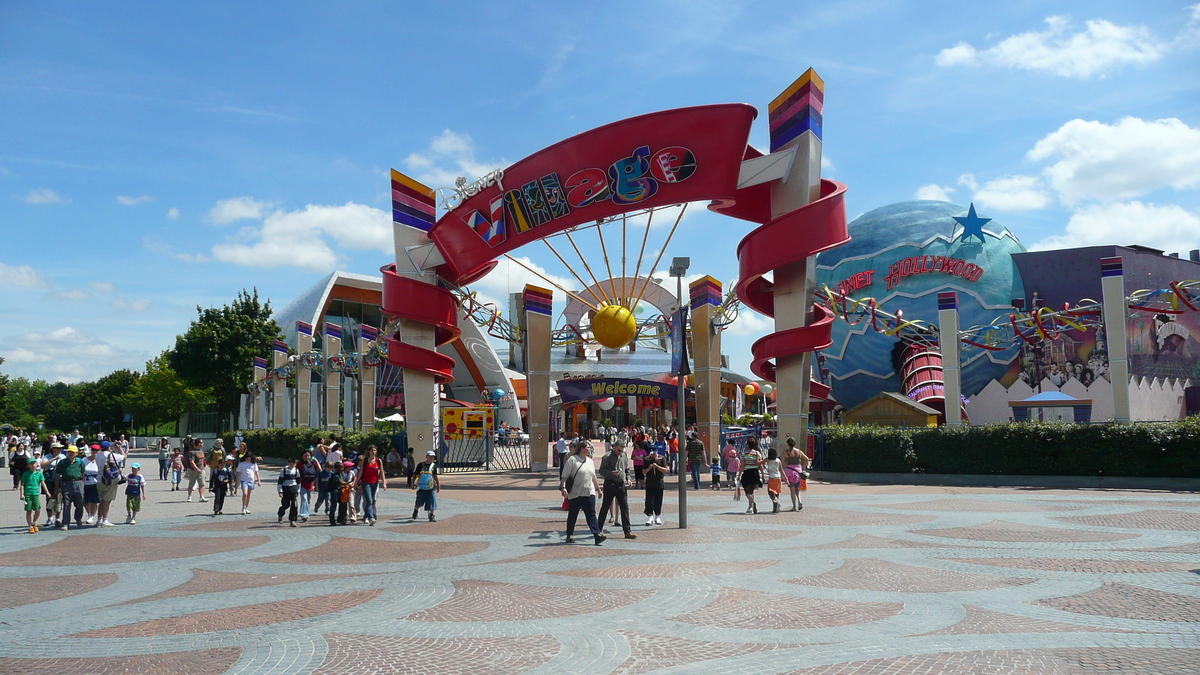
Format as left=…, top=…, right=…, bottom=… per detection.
left=555, top=433, right=569, bottom=475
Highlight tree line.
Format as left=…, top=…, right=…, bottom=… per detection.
left=0, top=289, right=282, bottom=436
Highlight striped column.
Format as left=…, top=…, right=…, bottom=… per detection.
left=324, top=322, right=343, bottom=431
left=252, top=357, right=267, bottom=430
left=272, top=339, right=289, bottom=428
left=937, top=292, right=963, bottom=427
left=689, top=276, right=723, bottom=460
left=296, top=322, right=313, bottom=428
left=767, top=68, right=825, bottom=448
left=523, top=285, right=553, bottom=470
left=1100, top=257, right=1130, bottom=423
left=360, top=325, right=378, bottom=432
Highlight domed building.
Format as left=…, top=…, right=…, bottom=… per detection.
left=815, top=200, right=1026, bottom=415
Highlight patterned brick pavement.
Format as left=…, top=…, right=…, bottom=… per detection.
left=0, top=455, right=1197, bottom=674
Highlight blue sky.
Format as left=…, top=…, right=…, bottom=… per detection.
left=2, top=1, right=1198, bottom=383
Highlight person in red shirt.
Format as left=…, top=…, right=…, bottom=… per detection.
left=357, top=445, right=385, bottom=526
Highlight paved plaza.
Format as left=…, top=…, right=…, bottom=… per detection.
left=0, top=454, right=1198, bottom=674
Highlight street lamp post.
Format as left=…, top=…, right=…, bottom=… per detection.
left=670, top=257, right=690, bottom=529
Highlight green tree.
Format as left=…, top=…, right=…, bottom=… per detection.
left=73, top=370, right=139, bottom=435
left=0, top=358, right=9, bottom=426
left=168, top=288, right=281, bottom=426
left=127, top=353, right=210, bottom=435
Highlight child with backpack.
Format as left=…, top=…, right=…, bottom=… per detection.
left=124, top=463, right=146, bottom=524
left=710, top=457, right=722, bottom=490
left=326, top=461, right=354, bottom=526
left=411, top=450, right=440, bottom=522
left=20, top=459, right=48, bottom=533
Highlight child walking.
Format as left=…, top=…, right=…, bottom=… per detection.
left=169, top=449, right=184, bottom=491
left=314, top=462, right=333, bottom=516
left=411, top=450, right=440, bottom=522
left=710, top=457, right=722, bottom=490
left=124, top=463, right=146, bottom=524
left=277, top=457, right=300, bottom=527
left=20, top=460, right=47, bottom=533
left=211, top=458, right=233, bottom=515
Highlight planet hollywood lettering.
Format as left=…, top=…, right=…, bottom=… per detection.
left=885, top=255, right=984, bottom=290
left=833, top=256, right=985, bottom=295
left=460, top=145, right=697, bottom=248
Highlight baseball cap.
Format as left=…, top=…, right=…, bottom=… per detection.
left=426, top=450, right=436, bottom=456
left=131, top=463, right=141, bottom=469
left=66, top=446, right=79, bottom=453
left=90, top=444, right=101, bottom=451
left=342, top=460, right=354, bottom=467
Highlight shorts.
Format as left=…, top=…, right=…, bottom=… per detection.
left=415, top=489, right=437, bottom=511
left=241, top=481, right=256, bottom=491
left=187, top=470, right=204, bottom=490
left=126, top=496, right=141, bottom=513
left=24, top=494, right=40, bottom=511
left=98, top=481, right=120, bottom=502
left=784, top=465, right=803, bottom=487
left=84, top=484, right=100, bottom=504
left=767, top=477, right=783, bottom=497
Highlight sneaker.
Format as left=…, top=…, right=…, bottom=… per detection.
left=300, top=517, right=308, bottom=523
left=59, top=525, right=67, bottom=531
left=289, top=521, right=297, bottom=528
left=278, top=516, right=284, bottom=524
left=752, top=503, right=758, bottom=514
left=200, top=497, right=207, bottom=503
left=565, top=536, right=575, bottom=543
left=28, top=526, right=35, bottom=534
left=645, top=517, right=654, bottom=526
left=129, top=519, right=136, bottom=525
left=798, top=503, right=804, bottom=511
left=86, top=515, right=96, bottom=525
left=428, top=514, right=436, bottom=522
left=412, top=510, right=418, bottom=520
left=773, top=502, right=780, bottom=514
left=125, top=515, right=132, bottom=524
left=186, top=496, right=192, bottom=502
left=745, top=507, right=754, bottom=514
left=624, top=532, right=638, bottom=539
left=369, top=519, right=375, bottom=526
left=594, top=534, right=607, bottom=546
left=654, top=516, right=663, bottom=525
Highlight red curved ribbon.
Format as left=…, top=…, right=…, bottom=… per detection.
left=381, top=264, right=461, bottom=384
left=734, top=179, right=850, bottom=390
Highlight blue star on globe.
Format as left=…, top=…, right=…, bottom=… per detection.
left=953, top=203, right=991, bottom=244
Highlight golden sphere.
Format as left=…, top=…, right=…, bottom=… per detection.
left=591, top=304, right=638, bottom=349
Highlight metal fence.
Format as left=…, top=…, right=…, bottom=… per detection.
left=437, top=433, right=530, bottom=473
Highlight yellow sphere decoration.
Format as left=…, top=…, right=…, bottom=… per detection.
left=592, top=304, right=638, bottom=349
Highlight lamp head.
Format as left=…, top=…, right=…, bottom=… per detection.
left=669, top=257, right=690, bottom=277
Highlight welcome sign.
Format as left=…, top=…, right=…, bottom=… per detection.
left=556, top=378, right=680, bottom=404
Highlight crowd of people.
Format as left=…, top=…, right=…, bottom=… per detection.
left=3, top=429, right=444, bottom=533
left=556, top=424, right=811, bottom=545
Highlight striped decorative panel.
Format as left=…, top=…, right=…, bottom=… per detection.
left=359, top=324, right=378, bottom=341
left=937, top=291, right=958, bottom=311
left=272, top=339, right=289, bottom=353
left=523, top=284, right=554, bottom=316
left=768, top=68, right=824, bottom=151
left=252, top=357, right=268, bottom=369
left=391, top=168, right=436, bottom=232
left=324, top=322, right=342, bottom=340
left=1100, top=256, right=1123, bottom=277
left=689, top=275, right=723, bottom=310
left=296, top=321, right=313, bottom=336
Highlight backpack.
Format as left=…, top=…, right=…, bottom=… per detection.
left=417, top=468, right=434, bottom=491
left=102, top=461, right=125, bottom=486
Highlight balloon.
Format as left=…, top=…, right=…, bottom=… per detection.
left=492, top=388, right=507, bottom=399
left=591, top=304, right=637, bottom=349
left=744, top=383, right=760, bottom=396
left=598, top=397, right=615, bottom=410
left=761, top=383, right=774, bottom=395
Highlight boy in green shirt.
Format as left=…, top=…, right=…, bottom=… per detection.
left=21, top=464, right=47, bottom=534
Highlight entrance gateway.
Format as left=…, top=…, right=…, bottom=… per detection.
left=383, top=68, right=850, bottom=470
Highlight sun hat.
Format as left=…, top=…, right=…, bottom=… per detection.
left=50, top=442, right=63, bottom=449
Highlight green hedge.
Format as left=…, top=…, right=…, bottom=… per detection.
left=220, top=427, right=399, bottom=460
left=824, top=417, right=1200, bottom=477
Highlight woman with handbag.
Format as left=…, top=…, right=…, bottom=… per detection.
left=236, top=454, right=261, bottom=515
left=559, top=442, right=606, bottom=545
left=739, top=438, right=763, bottom=515
left=783, top=436, right=810, bottom=511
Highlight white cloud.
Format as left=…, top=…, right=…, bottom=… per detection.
left=142, top=237, right=173, bottom=254
left=402, top=129, right=507, bottom=191
left=915, top=184, right=956, bottom=201
left=52, top=289, right=90, bottom=301
left=208, top=196, right=271, bottom=224
left=88, top=281, right=115, bottom=293
left=1030, top=201, right=1200, bottom=252
left=937, top=15, right=1168, bottom=78
left=821, top=155, right=835, bottom=173
left=0, top=263, right=49, bottom=289
left=1027, top=117, right=1200, bottom=205
left=468, top=255, right=575, bottom=309
left=210, top=202, right=391, bottom=272
left=166, top=207, right=180, bottom=219
left=110, top=298, right=152, bottom=313
left=0, top=326, right=141, bottom=383
left=962, top=174, right=1053, bottom=212
left=724, top=307, right=774, bottom=336
left=116, top=194, right=154, bottom=206
left=23, top=188, right=65, bottom=204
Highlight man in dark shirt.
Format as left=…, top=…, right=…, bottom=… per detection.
left=686, top=432, right=707, bottom=490
left=55, top=445, right=86, bottom=530
left=186, top=439, right=207, bottom=503
left=596, top=442, right=637, bottom=539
